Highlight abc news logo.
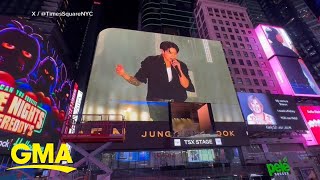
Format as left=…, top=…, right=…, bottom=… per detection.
left=0, top=139, right=13, bottom=148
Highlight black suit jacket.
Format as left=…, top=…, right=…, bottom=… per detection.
left=134, top=55, right=195, bottom=102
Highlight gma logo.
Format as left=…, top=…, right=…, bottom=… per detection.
left=7, top=143, right=76, bottom=173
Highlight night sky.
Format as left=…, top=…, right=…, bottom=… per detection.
left=102, top=0, right=140, bottom=30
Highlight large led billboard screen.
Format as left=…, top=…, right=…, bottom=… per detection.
left=0, top=17, right=76, bottom=154
left=256, top=25, right=300, bottom=59
left=83, top=28, right=244, bottom=123
left=299, top=106, right=320, bottom=146
left=237, top=92, right=307, bottom=132
left=256, top=24, right=320, bottom=96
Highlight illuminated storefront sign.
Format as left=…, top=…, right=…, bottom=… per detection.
left=266, top=157, right=290, bottom=176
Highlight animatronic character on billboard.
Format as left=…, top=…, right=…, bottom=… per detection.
left=0, top=27, right=40, bottom=86
left=0, top=20, right=73, bottom=122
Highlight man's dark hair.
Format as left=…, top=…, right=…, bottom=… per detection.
left=160, top=41, right=179, bottom=53
left=266, top=27, right=279, bottom=43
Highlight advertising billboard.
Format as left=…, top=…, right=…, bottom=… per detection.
left=0, top=17, right=75, bottom=154
left=237, top=93, right=307, bottom=132
left=255, top=24, right=320, bottom=96
left=255, top=25, right=299, bottom=59
left=171, top=122, right=249, bottom=148
left=103, top=121, right=249, bottom=150
left=83, top=28, right=244, bottom=123
left=269, top=56, right=320, bottom=96
left=298, top=106, right=320, bottom=145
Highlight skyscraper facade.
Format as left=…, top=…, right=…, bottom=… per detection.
left=239, top=0, right=269, bottom=27
left=194, top=0, right=282, bottom=94
left=139, top=0, right=196, bottom=36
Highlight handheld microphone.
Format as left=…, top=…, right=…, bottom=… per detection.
left=171, top=59, right=181, bottom=77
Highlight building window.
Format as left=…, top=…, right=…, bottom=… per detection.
left=225, top=41, right=231, bottom=47
left=249, top=37, right=255, bottom=43
left=223, top=34, right=228, bottom=39
left=246, top=60, right=252, bottom=66
left=240, top=88, right=245, bottom=92
left=240, top=43, right=245, bottom=49
left=268, top=81, right=275, bottom=87
left=248, top=30, right=252, bottom=34
left=245, top=78, right=251, bottom=85
left=257, top=53, right=263, bottom=59
left=230, top=35, right=235, bottom=40
left=257, top=70, right=263, bottom=76
left=241, top=30, right=246, bottom=34
left=233, top=42, right=238, bottom=48
left=264, top=71, right=271, bottom=77
left=262, top=79, right=267, bottom=86
left=234, top=68, right=240, bottom=74
left=233, top=12, right=238, bottom=16
left=228, top=28, right=232, bottom=32
left=257, top=89, right=262, bottom=93
left=242, top=69, right=248, bottom=75
left=231, top=58, right=236, bottom=64
left=237, top=78, right=243, bottom=84
left=239, top=59, right=244, bottom=65
left=216, top=33, right=221, bottom=38
left=221, top=27, right=226, bottom=31
left=243, top=51, right=248, bottom=57
left=214, top=26, right=218, bottom=30
left=227, top=11, right=232, bottom=15
left=245, top=24, right=249, bottom=28
left=224, top=41, right=232, bottom=48
left=237, top=36, right=242, bottom=41
left=208, top=8, right=213, bottom=12
left=228, top=49, right=234, bottom=56
left=250, top=69, right=255, bottom=76
left=226, top=21, right=230, bottom=26
left=260, top=62, right=266, bottom=67
left=249, top=89, right=254, bottom=92
left=250, top=52, right=256, bottom=58
left=245, top=37, right=249, bottom=42
left=238, top=23, right=243, bottom=27
left=240, top=13, right=244, bottom=17
left=253, top=79, right=259, bottom=85
left=214, top=9, right=219, bottom=13
left=235, top=29, right=239, bottom=33
left=212, top=19, right=216, bottom=24
left=219, top=20, right=223, bottom=24
left=221, top=10, right=226, bottom=14
left=247, top=44, right=252, bottom=50
left=236, top=50, right=241, bottom=57
left=232, top=22, right=236, bottom=26
left=254, top=61, right=259, bottom=67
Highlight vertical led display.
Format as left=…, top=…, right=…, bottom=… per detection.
left=0, top=17, right=76, bottom=154
left=255, top=24, right=320, bottom=96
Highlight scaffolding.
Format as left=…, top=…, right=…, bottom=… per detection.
left=50, top=114, right=126, bottom=180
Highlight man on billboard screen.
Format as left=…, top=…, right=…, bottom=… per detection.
left=116, top=41, right=195, bottom=102
left=116, top=41, right=195, bottom=121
